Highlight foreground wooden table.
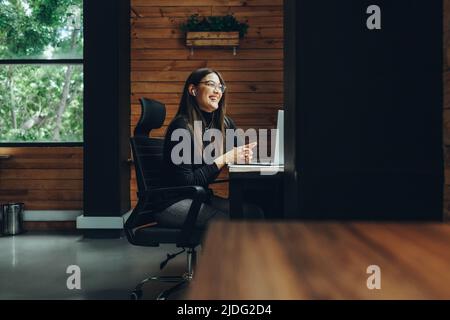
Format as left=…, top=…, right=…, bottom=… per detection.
left=187, top=221, right=450, bottom=299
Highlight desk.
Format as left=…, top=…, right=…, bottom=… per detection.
left=188, top=221, right=450, bottom=299
left=228, top=165, right=284, bottom=219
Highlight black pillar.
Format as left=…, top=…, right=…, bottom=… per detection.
left=82, top=0, right=130, bottom=236
left=284, top=0, right=443, bottom=220
left=283, top=0, right=300, bottom=217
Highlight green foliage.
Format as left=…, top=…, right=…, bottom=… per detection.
left=180, top=14, right=249, bottom=38
left=0, top=0, right=83, bottom=59
left=0, top=0, right=83, bottom=143
left=0, top=65, right=83, bottom=142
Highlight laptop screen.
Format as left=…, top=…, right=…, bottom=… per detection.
left=273, top=110, right=284, bottom=165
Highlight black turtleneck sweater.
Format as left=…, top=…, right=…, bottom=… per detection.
left=163, top=112, right=237, bottom=188
left=200, top=110, right=213, bottom=128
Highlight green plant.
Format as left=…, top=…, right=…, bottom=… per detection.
left=180, top=14, right=249, bottom=38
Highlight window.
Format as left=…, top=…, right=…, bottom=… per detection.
left=0, top=0, right=83, bottom=143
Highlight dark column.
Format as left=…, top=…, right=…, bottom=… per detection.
left=80, top=0, right=130, bottom=237
left=283, top=0, right=300, bottom=218
left=284, top=0, right=443, bottom=220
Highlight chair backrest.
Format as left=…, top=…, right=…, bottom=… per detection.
left=126, top=98, right=167, bottom=238
left=131, top=98, right=166, bottom=192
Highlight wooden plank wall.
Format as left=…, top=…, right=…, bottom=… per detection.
left=130, top=0, right=284, bottom=204
left=0, top=147, right=82, bottom=210
left=0, top=147, right=82, bottom=230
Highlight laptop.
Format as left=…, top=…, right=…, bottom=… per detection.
left=242, top=109, right=284, bottom=166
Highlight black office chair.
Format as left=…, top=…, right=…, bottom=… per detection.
left=125, top=98, right=207, bottom=300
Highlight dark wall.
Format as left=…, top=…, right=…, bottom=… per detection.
left=284, top=0, right=443, bottom=220
left=84, top=0, right=131, bottom=216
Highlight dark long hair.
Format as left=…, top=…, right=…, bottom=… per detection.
left=174, top=68, right=227, bottom=155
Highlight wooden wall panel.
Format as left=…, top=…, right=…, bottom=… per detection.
left=0, top=147, right=83, bottom=211
left=130, top=0, right=284, bottom=202
left=23, top=221, right=76, bottom=231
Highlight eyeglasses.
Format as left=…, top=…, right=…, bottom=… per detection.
left=198, top=81, right=226, bottom=93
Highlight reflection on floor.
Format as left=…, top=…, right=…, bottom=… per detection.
left=0, top=232, right=189, bottom=300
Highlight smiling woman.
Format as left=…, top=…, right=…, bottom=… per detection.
left=154, top=68, right=262, bottom=228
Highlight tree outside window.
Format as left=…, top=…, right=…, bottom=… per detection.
left=0, top=0, right=83, bottom=143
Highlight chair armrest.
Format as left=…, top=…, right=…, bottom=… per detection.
left=138, top=185, right=206, bottom=203
left=138, top=185, right=207, bottom=246
left=127, top=186, right=205, bottom=230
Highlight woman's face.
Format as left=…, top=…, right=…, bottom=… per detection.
left=190, top=73, right=224, bottom=113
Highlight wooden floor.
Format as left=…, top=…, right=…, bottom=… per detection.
left=188, top=221, right=450, bottom=299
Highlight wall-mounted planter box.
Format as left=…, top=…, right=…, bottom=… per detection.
left=186, top=31, right=240, bottom=55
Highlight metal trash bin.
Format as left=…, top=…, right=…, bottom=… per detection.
left=1, top=203, right=24, bottom=236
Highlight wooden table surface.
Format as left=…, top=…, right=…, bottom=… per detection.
left=187, top=221, right=450, bottom=300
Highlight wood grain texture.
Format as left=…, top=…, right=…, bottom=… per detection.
left=132, top=0, right=283, bottom=7
left=132, top=6, right=283, bottom=18
left=23, top=221, right=77, bottom=231
left=130, top=0, right=284, bottom=205
left=0, top=147, right=83, bottom=210
left=132, top=27, right=282, bottom=39
left=188, top=221, right=450, bottom=300
left=132, top=38, right=283, bottom=50
left=132, top=17, right=283, bottom=29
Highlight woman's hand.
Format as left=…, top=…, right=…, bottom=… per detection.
left=233, top=142, right=257, bottom=164
left=214, top=142, right=257, bottom=169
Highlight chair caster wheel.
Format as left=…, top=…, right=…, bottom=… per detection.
left=130, top=290, right=143, bottom=300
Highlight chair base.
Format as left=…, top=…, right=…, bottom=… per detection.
left=130, top=273, right=192, bottom=300
left=130, top=248, right=196, bottom=300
